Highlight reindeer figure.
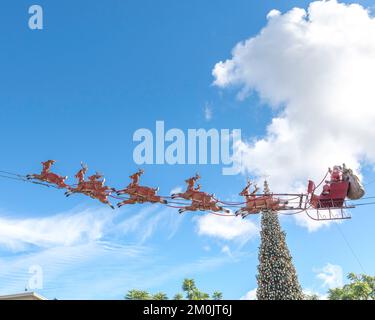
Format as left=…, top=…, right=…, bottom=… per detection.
left=27, top=160, right=68, bottom=189
left=239, top=179, right=259, bottom=198
left=129, top=169, right=144, bottom=188
left=235, top=180, right=287, bottom=218
left=65, top=162, right=88, bottom=195
left=75, top=162, right=88, bottom=184
left=66, top=163, right=114, bottom=209
left=171, top=173, right=200, bottom=200
left=41, top=160, right=55, bottom=176
left=116, top=169, right=167, bottom=207
left=171, top=173, right=229, bottom=214
left=85, top=172, right=114, bottom=209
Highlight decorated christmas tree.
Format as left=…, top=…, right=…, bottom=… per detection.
left=256, top=181, right=303, bottom=300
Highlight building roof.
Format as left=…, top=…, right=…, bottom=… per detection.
left=0, top=292, right=47, bottom=300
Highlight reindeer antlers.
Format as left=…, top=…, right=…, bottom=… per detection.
left=80, top=161, right=88, bottom=170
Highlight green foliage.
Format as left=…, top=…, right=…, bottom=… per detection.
left=303, top=293, right=320, bottom=300
left=182, top=278, right=210, bottom=300
left=152, top=292, right=168, bottom=300
left=328, top=273, right=375, bottom=300
left=125, top=289, right=151, bottom=300
left=125, top=278, right=221, bottom=301
left=173, top=293, right=184, bottom=300
left=212, top=291, right=223, bottom=300
left=182, top=278, right=197, bottom=300
left=191, top=290, right=210, bottom=300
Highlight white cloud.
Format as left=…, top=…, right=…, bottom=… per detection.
left=0, top=204, right=223, bottom=299
left=303, top=288, right=327, bottom=300
left=204, top=103, right=213, bottom=121
left=170, top=186, right=183, bottom=195
left=241, top=288, right=257, bottom=300
left=221, top=245, right=232, bottom=257
left=0, top=203, right=184, bottom=253
left=213, top=0, right=375, bottom=230
left=293, top=211, right=338, bottom=232
left=195, top=213, right=259, bottom=243
left=267, top=9, right=281, bottom=19
left=117, top=205, right=184, bottom=243
left=0, top=208, right=113, bottom=252
left=315, top=263, right=344, bottom=289
left=0, top=241, right=149, bottom=298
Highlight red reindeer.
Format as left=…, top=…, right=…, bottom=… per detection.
left=172, top=174, right=229, bottom=214
left=65, top=162, right=88, bottom=194
left=235, top=180, right=287, bottom=218
left=171, top=173, right=201, bottom=200
left=116, top=169, right=167, bottom=207
left=84, top=173, right=114, bottom=209
left=75, top=162, right=88, bottom=184
left=66, top=163, right=114, bottom=209
left=27, top=160, right=68, bottom=188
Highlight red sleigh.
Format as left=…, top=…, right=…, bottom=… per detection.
left=305, top=165, right=364, bottom=220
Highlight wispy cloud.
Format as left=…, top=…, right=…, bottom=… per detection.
left=293, top=211, right=340, bottom=233
left=0, top=204, right=186, bottom=299
left=204, top=102, right=213, bottom=121
left=315, top=263, right=344, bottom=289
left=0, top=207, right=114, bottom=252
left=116, top=205, right=184, bottom=243
left=0, top=241, right=151, bottom=299
left=0, top=204, right=247, bottom=299
left=194, top=213, right=259, bottom=244
left=221, top=245, right=234, bottom=259
left=170, top=186, right=183, bottom=195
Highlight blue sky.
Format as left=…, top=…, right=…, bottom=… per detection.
left=0, top=0, right=374, bottom=299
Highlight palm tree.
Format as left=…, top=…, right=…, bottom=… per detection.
left=173, top=293, right=184, bottom=300
left=152, top=292, right=168, bottom=300
left=212, top=291, right=223, bottom=300
left=125, top=289, right=150, bottom=300
left=182, top=279, right=197, bottom=300
left=125, top=278, right=223, bottom=301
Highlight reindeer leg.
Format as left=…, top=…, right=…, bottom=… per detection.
left=116, top=189, right=126, bottom=196
left=178, top=205, right=196, bottom=214
left=117, top=198, right=137, bottom=208
left=235, top=208, right=244, bottom=216
left=159, top=197, right=168, bottom=204
left=105, top=201, right=115, bottom=210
